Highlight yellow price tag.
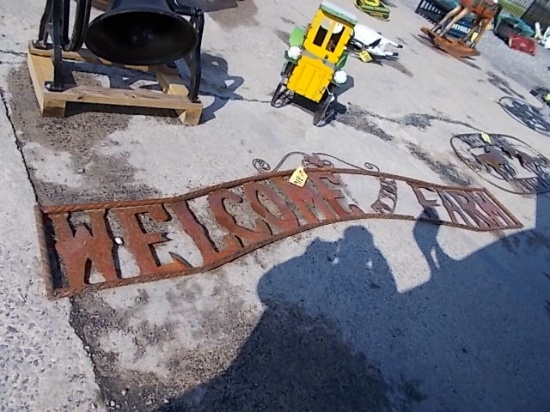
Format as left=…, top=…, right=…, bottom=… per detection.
left=480, top=132, right=492, bottom=143
left=544, top=93, right=550, bottom=102
left=359, top=50, right=373, bottom=63
left=289, top=167, right=308, bottom=187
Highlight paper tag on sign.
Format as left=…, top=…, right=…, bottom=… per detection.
left=289, top=167, right=308, bottom=187
left=480, top=132, right=492, bottom=143
left=359, top=50, right=373, bottom=63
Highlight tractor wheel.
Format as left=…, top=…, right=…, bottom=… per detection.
left=281, top=62, right=293, bottom=77
left=270, top=81, right=291, bottom=108
left=313, top=92, right=332, bottom=127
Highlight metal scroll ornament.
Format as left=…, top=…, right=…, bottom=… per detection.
left=451, top=133, right=550, bottom=194
left=252, top=152, right=380, bottom=173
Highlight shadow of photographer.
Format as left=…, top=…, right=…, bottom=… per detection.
left=159, top=184, right=550, bottom=411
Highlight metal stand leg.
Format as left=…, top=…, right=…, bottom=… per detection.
left=47, top=0, right=64, bottom=91
left=33, top=0, right=92, bottom=92
left=186, top=11, right=204, bottom=103
left=33, top=0, right=54, bottom=49
left=168, top=0, right=204, bottom=103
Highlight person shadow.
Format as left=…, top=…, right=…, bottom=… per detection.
left=158, top=225, right=398, bottom=411
left=407, top=187, right=550, bottom=411
left=157, top=189, right=550, bottom=411
left=412, top=210, right=454, bottom=273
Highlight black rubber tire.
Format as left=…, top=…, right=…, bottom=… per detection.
left=271, top=81, right=289, bottom=108
left=281, top=62, right=293, bottom=77
left=313, top=92, right=332, bottom=127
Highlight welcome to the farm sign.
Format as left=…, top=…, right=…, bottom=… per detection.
left=35, top=154, right=521, bottom=299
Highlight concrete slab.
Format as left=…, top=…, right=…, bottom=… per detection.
left=0, top=0, right=549, bottom=411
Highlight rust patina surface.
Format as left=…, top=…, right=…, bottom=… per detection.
left=451, top=133, right=550, bottom=194
left=35, top=155, right=522, bottom=299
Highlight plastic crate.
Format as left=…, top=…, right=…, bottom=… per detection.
left=508, top=32, right=537, bottom=55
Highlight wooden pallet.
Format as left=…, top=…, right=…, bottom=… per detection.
left=26, top=43, right=203, bottom=125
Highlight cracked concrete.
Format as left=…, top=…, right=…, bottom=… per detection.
left=1, top=0, right=550, bottom=411
left=0, top=51, right=101, bottom=412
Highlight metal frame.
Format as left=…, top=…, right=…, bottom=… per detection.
left=36, top=156, right=522, bottom=299
left=32, top=0, right=204, bottom=101
left=451, top=132, right=550, bottom=194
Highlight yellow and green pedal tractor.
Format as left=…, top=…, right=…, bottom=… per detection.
left=270, top=1, right=357, bottom=126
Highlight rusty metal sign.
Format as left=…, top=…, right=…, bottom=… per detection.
left=451, top=133, right=550, bottom=194
left=499, top=96, right=550, bottom=137
left=36, top=153, right=522, bottom=299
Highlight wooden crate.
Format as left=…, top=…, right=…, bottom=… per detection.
left=26, top=43, right=203, bottom=125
